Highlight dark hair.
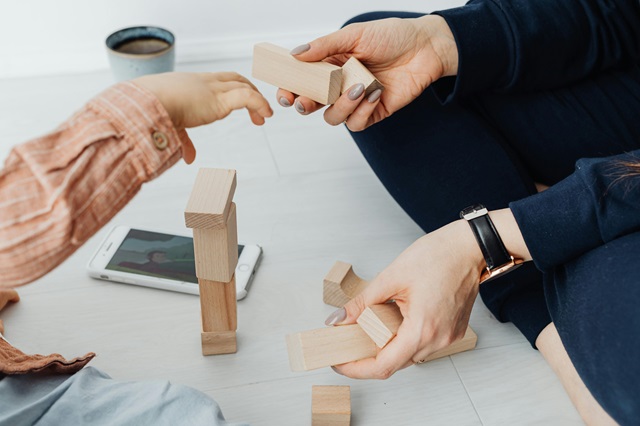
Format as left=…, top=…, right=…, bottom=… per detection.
left=147, top=250, right=166, bottom=260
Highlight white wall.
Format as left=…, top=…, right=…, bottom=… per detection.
left=0, top=0, right=464, bottom=79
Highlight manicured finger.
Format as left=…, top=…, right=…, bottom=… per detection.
left=323, top=83, right=366, bottom=126
left=344, top=88, right=383, bottom=131
left=290, top=26, right=359, bottom=62
left=276, top=89, right=295, bottom=108
left=293, top=96, right=324, bottom=115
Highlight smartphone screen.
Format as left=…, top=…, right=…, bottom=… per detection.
left=105, top=229, right=244, bottom=284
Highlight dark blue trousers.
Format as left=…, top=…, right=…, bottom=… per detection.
left=345, top=11, right=640, bottom=424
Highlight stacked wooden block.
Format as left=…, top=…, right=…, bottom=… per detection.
left=252, top=42, right=383, bottom=105
left=185, top=168, right=239, bottom=355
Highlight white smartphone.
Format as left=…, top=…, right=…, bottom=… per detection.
left=87, top=225, right=262, bottom=300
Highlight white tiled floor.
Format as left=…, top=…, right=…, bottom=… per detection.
left=0, top=59, right=584, bottom=425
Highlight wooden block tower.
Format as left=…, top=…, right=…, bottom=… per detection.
left=185, top=168, right=238, bottom=355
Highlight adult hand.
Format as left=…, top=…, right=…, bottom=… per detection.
left=277, top=15, right=458, bottom=131
left=327, top=210, right=531, bottom=379
left=134, top=72, right=273, bottom=130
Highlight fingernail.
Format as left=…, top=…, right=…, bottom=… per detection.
left=367, top=88, right=382, bottom=103
left=290, top=43, right=311, bottom=55
left=325, top=307, right=346, bottom=326
left=294, top=100, right=305, bottom=114
left=348, top=83, right=365, bottom=100
left=279, top=97, right=291, bottom=107
left=331, top=366, right=344, bottom=376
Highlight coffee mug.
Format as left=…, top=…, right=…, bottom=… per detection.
left=105, top=26, right=175, bottom=81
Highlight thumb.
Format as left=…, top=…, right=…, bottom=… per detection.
left=325, top=274, right=393, bottom=326
left=291, top=26, right=360, bottom=62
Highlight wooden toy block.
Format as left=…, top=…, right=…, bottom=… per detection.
left=199, top=276, right=237, bottom=333
left=356, top=303, right=403, bottom=348
left=201, top=330, right=237, bottom=355
left=286, top=307, right=478, bottom=371
left=323, top=261, right=369, bottom=308
left=286, top=324, right=376, bottom=372
left=252, top=42, right=342, bottom=105
left=193, top=202, right=238, bottom=282
left=341, top=56, right=383, bottom=97
left=185, top=168, right=236, bottom=229
left=312, top=385, right=351, bottom=426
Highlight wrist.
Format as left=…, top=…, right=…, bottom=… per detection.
left=416, top=15, right=459, bottom=77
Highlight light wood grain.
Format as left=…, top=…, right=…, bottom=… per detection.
left=312, top=385, right=351, bottom=426
left=323, top=261, right=369, bottom=308
left=356, top=303, right=403, bottom=348
left=193, top=203, right=238, bottom=282
left=201, top=330, right=237, bottom=355
left=252, top=42, right=342, bottom=105
left=185, top=168, right=236, bottom=229
left=199, top=276, right=237, bottom=332
left=341, top=57, right=383, bottom=97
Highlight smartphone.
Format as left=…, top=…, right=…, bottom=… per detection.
left=87, top=225, right=262, bottom=300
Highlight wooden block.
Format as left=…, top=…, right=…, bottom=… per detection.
left=286, top=309, right=478, bottom=371
left=356, top=303, right=402, bottom=348
left=312, top=385, right=351, bottom=426
left=201, top=330, right=237, bottom=355
left=286, top=324, right=377, bottom=372
left=323, top=261, right=370, bottom=308
left=341, top=56, right=383, bottom=97
left=193, top=202, right=238, bottom=282
left=199, top=276, right=237, bottom=333
left=185, top=168, right=236, bottom=229
left=252, top=42, right=343, bottom=105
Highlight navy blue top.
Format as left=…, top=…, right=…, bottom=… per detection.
left=433, top=0, right=640, bottom=271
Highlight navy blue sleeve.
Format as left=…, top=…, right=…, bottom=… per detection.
left=431, top=0, right=640, bottom=102
left=509, top=150, right=640, bottom=272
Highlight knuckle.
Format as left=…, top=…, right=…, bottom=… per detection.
left=373, top=365, right=395, bottom=380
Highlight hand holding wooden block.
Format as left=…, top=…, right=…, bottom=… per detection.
left=286, top=304, right=477, bottom=371
left=312, top=385, right=351, bottom=426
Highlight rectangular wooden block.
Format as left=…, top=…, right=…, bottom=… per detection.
left=185, top=168, right=236, bottom=229
left=286, top=324, right=376, bottom=372
left=201, top=330, right=237, bottom=355
left=193, top=202, right=238, bottom=282
left=287, top=312, right=478, bottom=371
left=341, top=56, right=383, bottom=97
left=199, top=275, right=237, bottom=333
left=356, top=303, right=402, bottom=348
left=252, top=42, right=343, bottom=105
left=312, top=385, right=351, bottom=426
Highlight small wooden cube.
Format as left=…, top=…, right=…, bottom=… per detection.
left=312, top=385, right=351, bottom=426
left=341, top=56, right=383, bottom=97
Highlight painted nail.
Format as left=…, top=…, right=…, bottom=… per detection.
left=294, top=100, right=305, bottom=114
left=367, top=88, right=382, bottom=103
left=279, top=97, right=291, bottom=107
left=325, top=307, right=346, bottom=326
left=290, top=43, right=311, bottom=55
left=348, top=83, right=365, bottom=100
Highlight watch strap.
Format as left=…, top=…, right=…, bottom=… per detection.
left=460, top=205, right=511, bottom=270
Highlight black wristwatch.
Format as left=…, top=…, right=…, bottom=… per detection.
left=460, top=204, right=523, bottom=283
